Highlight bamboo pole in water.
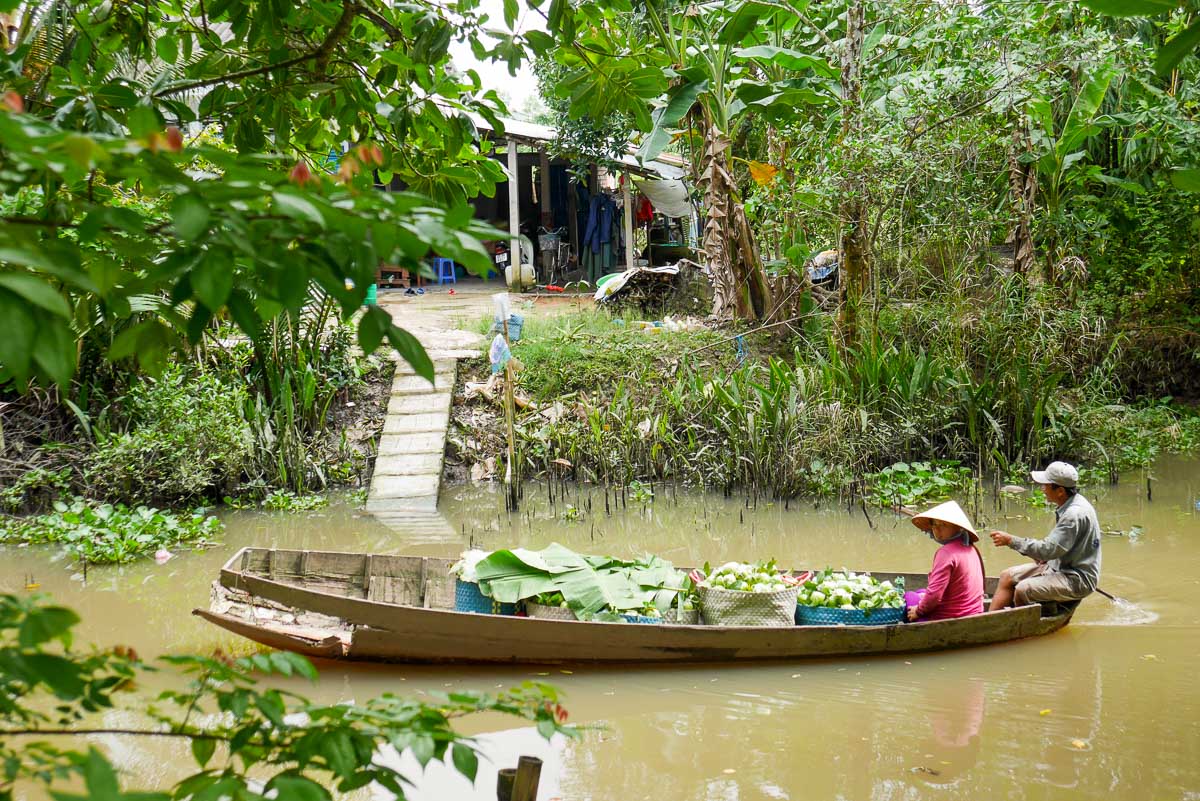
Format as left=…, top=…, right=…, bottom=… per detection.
left=496, top=756, right=542, bottom=801
left=512, top=756, right=543, bottom=801
left=503, top=316, right=519, bottom=511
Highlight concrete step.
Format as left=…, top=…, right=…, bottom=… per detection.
left=373, top=451, right=444, bottom=476
left=392, top=374, right=453, bottom=395
left=369, top=473, right=441, bottom=500
left=376, top=431, right=445, bottom=456
left=385, top=392, right=451, bottom=416
left=394, top=359, right=456, bottom=377
left=383, top=412, right=449, bottom=435
left=366, top=497, right=440, bottom=516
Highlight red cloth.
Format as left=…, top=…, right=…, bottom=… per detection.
left=915, top=540, right=984, bottom=620
left=635, top=195, right=654, bottom=223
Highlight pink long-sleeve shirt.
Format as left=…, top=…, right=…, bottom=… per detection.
left=916, top=540, right=985, bottom=621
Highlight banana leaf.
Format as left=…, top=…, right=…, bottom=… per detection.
left=475, top=543, right=683, bottom=617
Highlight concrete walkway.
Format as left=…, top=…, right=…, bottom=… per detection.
left=365, top=283, right=590, bottom=540
left=366, top=286, right=493, bottom=537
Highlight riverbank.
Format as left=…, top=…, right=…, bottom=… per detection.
left=448, top=294, right=1200, bottom=501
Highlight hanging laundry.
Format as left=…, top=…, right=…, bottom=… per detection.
left=635, top=195, right=654, bottom=224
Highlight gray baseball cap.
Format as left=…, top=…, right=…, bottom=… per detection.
left=1031, top=461, right=1078, bottom=488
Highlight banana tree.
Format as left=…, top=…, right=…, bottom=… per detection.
left=1026, top=65, right=1117, bottom=272
left=545, top=0, right=837, bottom=321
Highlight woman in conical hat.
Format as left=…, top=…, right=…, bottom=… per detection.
left=904, top=500, right=986, bottom=622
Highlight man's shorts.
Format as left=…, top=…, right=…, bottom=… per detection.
left=1002, top=563, right=1088, bottom=604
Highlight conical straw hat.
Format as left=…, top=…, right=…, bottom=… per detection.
left=911, top=500, right=978, bottom=543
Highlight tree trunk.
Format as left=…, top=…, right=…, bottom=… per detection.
left=696, top=117, right=772, bottom=321
left=837, top=0, right=869, bottom=345
left=1006, top=120, right=1037, bottom=277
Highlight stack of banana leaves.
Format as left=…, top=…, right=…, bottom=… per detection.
left=474, top=543, right=687, bottom=621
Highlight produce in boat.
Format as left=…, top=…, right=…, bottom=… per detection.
left=699, top=559, right=792, bottom=592
left=796, top=569, right=905, bottom=612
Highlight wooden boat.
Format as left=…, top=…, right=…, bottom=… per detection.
left=194, top=547, right=1077, bottom=664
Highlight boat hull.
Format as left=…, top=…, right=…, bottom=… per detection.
left=196, top=547, right=1075, bottom=664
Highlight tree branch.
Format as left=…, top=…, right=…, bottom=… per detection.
left=0, top=728, right=227, bottom=739
left=153, top=0, right=357, bottom=99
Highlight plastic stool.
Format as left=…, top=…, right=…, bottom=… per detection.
left=433, top=257, right=456, bottom=284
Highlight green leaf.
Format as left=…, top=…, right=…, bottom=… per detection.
left=33, top=320, right=77, bottom=388
left=450, top=743, right=478, bottom=782
left=1155, top=19, right=1200, bottom=77
left=1170, top=168, right=1200, bottom=192
left=155, top=35, right=178, bottom=64
left=273, top=191, right=326, bottom=228
left=386, top=323, right=434, bottom=382
left=734, top=46, right=835, bottom=77
left=264, top=774, right=330, bottom=801
left=357, top=306, right=391, bottom=354
left=0, top=273, right=71, bottom=318
left=172, top=194, right=211, bottom=241
left=191, top=738, right=216, bottom=769
left=319, top=731, right=356, bottom=777
left=0, top=291, right=35, bottom=382
left=1076, top=0, right=1177, bottom=16
left=637, top=79, right=708, bottom=162
left=1058, top=67, right=1113, bottom=156
left=22, top=653, right=84, bottom=697
left=192, top=249, right=234, bottom=310
left=19, top=605, right=79, bottom=647
left=127, top=105, right=161, bottom=139
left=717, top=2, right=774, bottom=44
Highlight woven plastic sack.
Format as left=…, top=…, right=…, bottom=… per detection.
left=454, top=579, right=515, bottom=615
left=667, top=607, right=700, bottom=625
left=525, top=601, right=577, bottom=621
left=698, top=584, right=799, bottom=627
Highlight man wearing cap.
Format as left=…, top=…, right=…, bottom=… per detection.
left=988, top=461, right=1102, bottom=610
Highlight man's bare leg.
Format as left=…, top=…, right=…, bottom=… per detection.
left=989, top=571, right=1016, bottom=611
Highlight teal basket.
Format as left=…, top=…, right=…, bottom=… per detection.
left=454, top=579, right=515, bottom=615
left=795, top=605, right=904, bottom=626
left=620, top=613, right=664, bottom=624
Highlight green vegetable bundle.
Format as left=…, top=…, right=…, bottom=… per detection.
left=796, top=569, right=904, bottom=612
left=700, top=560, right=790, bottom=593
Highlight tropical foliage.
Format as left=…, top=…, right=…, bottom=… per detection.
left=0, top=0, right=548, bottom=393
left=0, top=593, right=573, bottom=801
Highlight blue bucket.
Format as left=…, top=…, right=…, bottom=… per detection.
left=454, top=579, right=516, bottom=615
left=795, top=605, right=904, bottom=626
left=620, top=613, right=664, bottom=624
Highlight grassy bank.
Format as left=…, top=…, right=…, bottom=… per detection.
left=451, top=290, right=1200, bottom=500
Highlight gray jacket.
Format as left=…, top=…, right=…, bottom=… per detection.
left=1010, top=493, right=1102, bottom=592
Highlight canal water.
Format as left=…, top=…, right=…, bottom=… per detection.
left=4, top=455, right=1199, bottom=800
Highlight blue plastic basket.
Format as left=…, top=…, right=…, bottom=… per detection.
left=795, top=604, right=904, bottom=626
left=454, top=579, right=516, bottom=615
left=620, top=613, right=664, bottom=624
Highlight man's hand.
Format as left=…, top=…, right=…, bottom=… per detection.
left=990, top=530, right=1014, bottom=547
left=906, top=607, right=919, bottom=622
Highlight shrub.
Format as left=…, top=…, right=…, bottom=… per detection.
left=85, top=366, right=252, bottom=503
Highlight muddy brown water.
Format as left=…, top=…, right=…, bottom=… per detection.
left=4, top=455, right=1199, bottom=800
